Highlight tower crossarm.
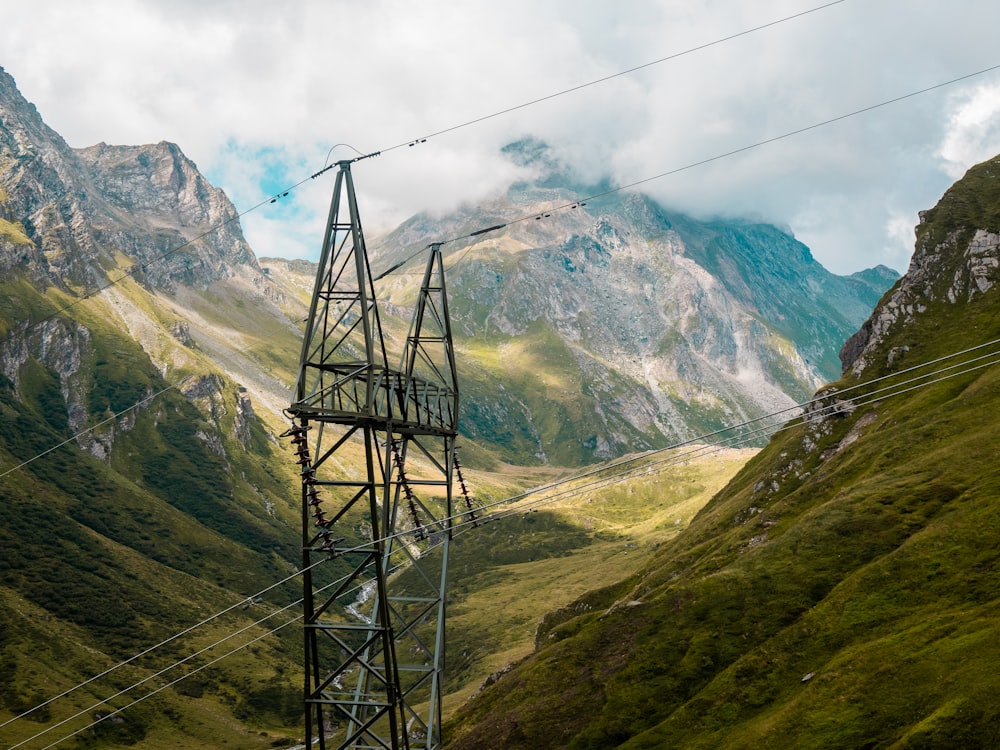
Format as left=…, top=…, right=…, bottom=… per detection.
left=290, top=366, right=457, bottom=435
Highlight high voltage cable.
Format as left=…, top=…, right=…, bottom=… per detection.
left=31, top=616, right=303, bottom=750
left=23, top=352, right=985, bottom=750
left=403, top=62, right=1000, bottom=265
left=7, top=604, right=301, bottom=750
left=11, top=565, right=348, bottom=750
left=305, top=339, right=1000, bottom=543
left=273, top=340, right=1000, bottom=544
left=0, top=382, right=177, bottom=480
left=0, top=557, right=328, bottom=735
left=17, top=557, right=414, bottom=750
left=16, top=342, right=1000, bottom=747
left=3, top=7, right=992, bottom=331
left=545, top=349, right=1000, bottom=515
left=365, top=61, right=1000, bottom=279
left=555, top=350, right=1000, bottom=502
left=359, top=0, right=849, bottom=160
left=440, top=333, right=1000, bottom=517
left=474, top=351, right=1000, bottom=523
left=1, top=0, right=847, bottom=345
left=419, top=339, right=1000, bottom=522
left=6, top=318, right=1000, bottom=523
left=5, top=23, right=1000, bottom=712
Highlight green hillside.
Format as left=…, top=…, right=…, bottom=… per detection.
left=443, top=157, right=1000, bottom=749
left=0, top=272, right=754, bottom=748
left=0, top=283, right=310, bottom=749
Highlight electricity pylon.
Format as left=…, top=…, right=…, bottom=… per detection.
left=285, top=160, right=458, bottom=750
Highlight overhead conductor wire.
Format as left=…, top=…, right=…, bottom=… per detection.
left=0, top=558, right=328, bottom=737
left=3, top=165, right=334, bottom=341
left=1, top=0, right=851, bottom=342
left=0, top=1, right=858, bottom=483
left=16, top=552, right=427, bottom=750
left=365, top=0, right=849, bottom=159
left=14, top=338, right=1000, bottom=748
left=411, top=63, right=1000, bottom=271
left=0, top=383, right=177, bottom=480
left=5, top=1, right=1000, bottom=741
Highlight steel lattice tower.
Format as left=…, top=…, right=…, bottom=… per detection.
left=285, top=160, right=458, bottom=750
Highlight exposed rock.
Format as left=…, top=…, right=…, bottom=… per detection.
left=182, top=374, right=228, bottom=422
left=234, top=388, right=256, bottom=448
left=391, top=179, right=895, bottom=463
left=0, top=65, right=266, bottom=295
left=170, top=320, right=194, bottom=346
left=841, top=157, right=1000, bottom=377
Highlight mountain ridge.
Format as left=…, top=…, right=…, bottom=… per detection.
left=372, top=142, right=896, bottom=463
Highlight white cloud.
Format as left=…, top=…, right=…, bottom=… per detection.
left=3, top=0, right=1000, bottom=273
left=885, top=211, right=920, bottom=271
left=938, top=83, right=1000, bottom=179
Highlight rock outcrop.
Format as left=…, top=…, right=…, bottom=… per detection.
left=841, top=155, right=1000, bottom=377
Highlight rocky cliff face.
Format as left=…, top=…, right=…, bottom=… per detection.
left=0, top=65, right=292, bottom=446
left=75, top=140, right=259, bottom=288
left=0, top=66, right=310, bottom=746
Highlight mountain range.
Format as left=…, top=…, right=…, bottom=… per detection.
left=0, top=60, right=946, bottom=749
left=373, top=137, right=897, bottom=465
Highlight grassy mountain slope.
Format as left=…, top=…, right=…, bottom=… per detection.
left=443, top=156, right=1000, bottom=749
left=0, top=281, right=311, bottom=748
left=435, top=448, right=756, bottom=713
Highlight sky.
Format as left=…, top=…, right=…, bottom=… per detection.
left=3, top=0, right=1000, bottom=275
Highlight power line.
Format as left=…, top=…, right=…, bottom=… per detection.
left=4, top=20, right=999, bottom=735
left=358, top=0, right=849, bottom=160
left=472, top=350, right=1000, bottom=525
left=1, top=1, right=848, bottom=344
left=32, top=615, right=303, bottom=750
left=0, top=383, right=177, bottom=480
left=0, top=558, right=326, bottom=736
left=16, top=556, right=411, bottom=750
left=385, top=62, right=1000, bottom=267
left=16, top=339, right=1000, bottom=747
left=437, top=338, right=1000, bottom=522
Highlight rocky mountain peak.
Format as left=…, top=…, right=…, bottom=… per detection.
left=74, top=138, right=260, bottom=289
left=0, top=67, right=259, bottom=293
left=372, top=153, right=896, bottom=464
left=78, top=141, right=218, bottom=223
left=840, top=154, right=1000, bottom=376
